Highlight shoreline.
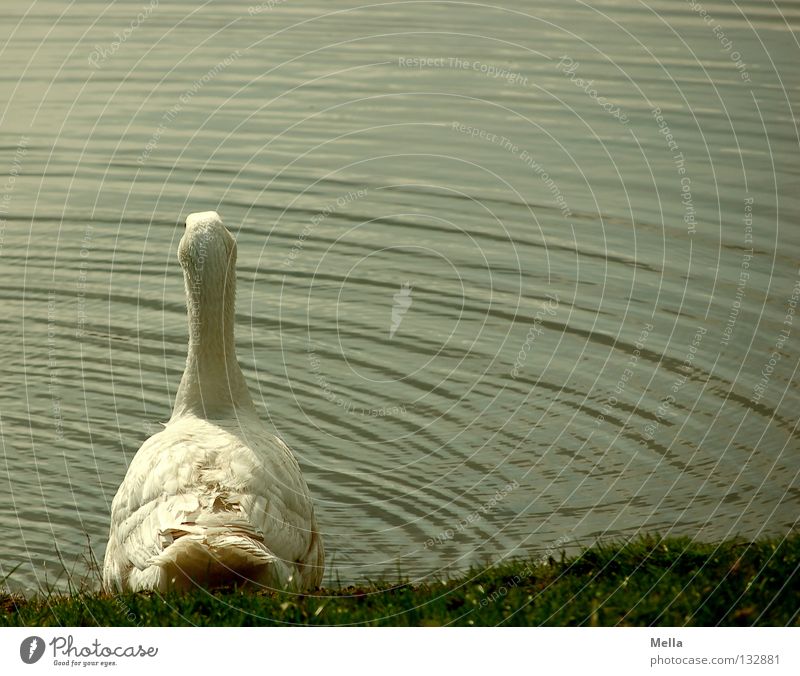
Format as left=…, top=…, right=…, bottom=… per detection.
left=2, top=533, right=797, bottom=626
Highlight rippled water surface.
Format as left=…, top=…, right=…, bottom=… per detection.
left=1, top=0, right=798, bottom=592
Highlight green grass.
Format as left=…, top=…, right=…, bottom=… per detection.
left=2, top=534, right=798, bottom=626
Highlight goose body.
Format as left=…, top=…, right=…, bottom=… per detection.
left=103, top=211, right=323, bottom=592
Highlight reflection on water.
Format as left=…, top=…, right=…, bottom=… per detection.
left=0, top=0, right=797, bottom=592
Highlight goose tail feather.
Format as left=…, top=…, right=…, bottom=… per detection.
left=141, top=518, right=292, bottom=591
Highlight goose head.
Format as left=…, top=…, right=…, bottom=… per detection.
left=178, top=210, right=240, bottom=355
left=179, top=211, right=237, bottom=281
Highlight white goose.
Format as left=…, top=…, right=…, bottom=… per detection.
left=103, top=211, right=323, bottom=592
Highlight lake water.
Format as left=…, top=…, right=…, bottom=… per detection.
left=0, top=0, right=797, bottom=593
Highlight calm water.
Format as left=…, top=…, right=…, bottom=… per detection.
left=0, top=0, right=797, bottom=593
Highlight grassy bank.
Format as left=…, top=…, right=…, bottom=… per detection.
left=2, top=534, right=797, bottom=626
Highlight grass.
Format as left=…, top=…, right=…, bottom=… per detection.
left=1, top=534, right=797, bottom=626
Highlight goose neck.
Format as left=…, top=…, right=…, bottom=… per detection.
left=172, top=262, right=255, bottom=419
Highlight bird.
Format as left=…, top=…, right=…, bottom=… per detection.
left=103, top=211, right=323, bottom=593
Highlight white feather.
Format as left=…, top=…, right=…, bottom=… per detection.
left=103, top=211, right=324, bottom=592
